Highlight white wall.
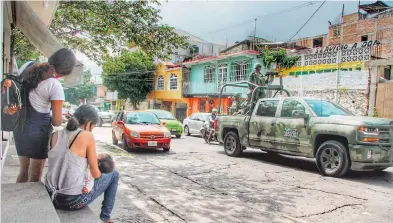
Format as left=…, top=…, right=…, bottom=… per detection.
left=273, top=70, right=369, bottom=93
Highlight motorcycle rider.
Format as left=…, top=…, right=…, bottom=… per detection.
left=207, top=108, right=218, bottom=144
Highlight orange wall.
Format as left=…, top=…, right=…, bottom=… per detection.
left=186, top=98, right=231, bottom=116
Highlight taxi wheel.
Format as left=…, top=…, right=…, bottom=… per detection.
left=163, top=148, right=170, bottom=152
left=122, top=135, right=130, bottom=151
left=112, top=131, right=118, bottom=145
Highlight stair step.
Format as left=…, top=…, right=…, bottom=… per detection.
left=1, top=182, right=61, bottom=223
left=56, top=207, right=100, bottom=223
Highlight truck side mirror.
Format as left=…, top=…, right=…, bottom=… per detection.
left=292, top=110, right=309, bottom=120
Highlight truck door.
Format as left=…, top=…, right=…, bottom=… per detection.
left=248, top=99, right=279, bottom=149
left=275, top=99, right=311, bottom=155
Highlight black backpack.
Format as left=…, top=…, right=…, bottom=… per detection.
left=1, top=74, right=24, bottom=131
left=1, top=62, right=36, bottom=131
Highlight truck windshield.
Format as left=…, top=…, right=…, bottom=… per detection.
left=304, top=99, right=351, bottom=117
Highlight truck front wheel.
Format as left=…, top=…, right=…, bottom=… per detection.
left=316, top=140, right=350, bottom=177
left=224, top=131, right=242, bottom=157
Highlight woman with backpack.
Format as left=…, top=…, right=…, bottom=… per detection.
left=14, top=48, right=76, bottom=183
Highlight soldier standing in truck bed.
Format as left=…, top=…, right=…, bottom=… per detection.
left=247, top=63, right=271, bottom=109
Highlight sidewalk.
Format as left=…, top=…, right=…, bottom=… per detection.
left=1, top=132, right=99, bottom=223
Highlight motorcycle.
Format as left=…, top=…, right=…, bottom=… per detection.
left=200, top=120, right=218, bottom=144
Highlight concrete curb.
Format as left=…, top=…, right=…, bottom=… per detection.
left=96, top=140, right=129, bottom=154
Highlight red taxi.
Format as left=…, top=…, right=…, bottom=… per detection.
left=112, top=111, right=171, bottom=151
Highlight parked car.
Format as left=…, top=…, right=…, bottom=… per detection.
left=217, top=97, right=393, bottom=177
left=183, top=113, right=211, bottom=136
left=112, top=111, right=171, bottom=152
left=92, top=106, right=113, bottom=127
left=146, top=110, right=183, bottom=138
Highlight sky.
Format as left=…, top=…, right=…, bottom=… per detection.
left=81, top=0, right=392, bottom=77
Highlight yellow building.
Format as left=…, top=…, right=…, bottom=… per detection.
left=147, top=62, right=188, bottom=122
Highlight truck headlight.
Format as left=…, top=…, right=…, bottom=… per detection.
left=164, top=131, right=171, bottom=138
left=130, top=131, right=140, bottom=138
left=359, top=126, right=379, bottom=142
left=359, top=126, right=379, bottom=133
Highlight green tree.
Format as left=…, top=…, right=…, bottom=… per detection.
left=258, top=46, right=300, bottom=73
left=14, top=0, right=189, bottom=63
left=64, top=70, right=94, bottom=105
left=102, top=50, right=155, bottom=109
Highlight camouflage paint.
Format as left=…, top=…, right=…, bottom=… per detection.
left=218, top=97, right=393, bottom=169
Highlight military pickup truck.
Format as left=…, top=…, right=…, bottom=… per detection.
left=216, top=97, right=393, bottom=177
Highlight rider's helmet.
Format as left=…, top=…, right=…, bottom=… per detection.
left=212, top=108, right=218, bottom=114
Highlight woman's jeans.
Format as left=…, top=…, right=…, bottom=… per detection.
left=53, top=170, right=119, bottom=222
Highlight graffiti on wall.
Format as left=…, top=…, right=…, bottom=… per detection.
left=293, top=40, right=380, bottom=66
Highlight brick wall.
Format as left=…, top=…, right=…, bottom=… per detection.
left=379, top=29, right=393, bottom=40
left=381, top=43, right=392, bottom=58
left=343, top=13, right=359, bottom=23
left=342, top=34, right=358, bottom=44
left=358, top=19, right=375, bottom=34
left=343, top=23, right=357, bottom=35
left=329, top=25, right=340, bottom=37
left=329, top=37, right=341, bottom=45
left=377, top=16, right=393, bottom=29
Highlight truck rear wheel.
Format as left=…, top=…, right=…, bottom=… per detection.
left=316, top=140, right=350, bottom=177
left=224, top=131, right=242, bottom=157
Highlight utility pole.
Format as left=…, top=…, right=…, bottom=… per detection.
left=336, top=4, right=345, bottom=101
left=253, top=18, right=257, bottom=50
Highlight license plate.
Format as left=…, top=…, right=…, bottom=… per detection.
left=148, top=141, right=157, bottom=147
left=171, top=128, right=177, bottom=132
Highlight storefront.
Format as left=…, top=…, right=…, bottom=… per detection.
left=186, top=97, right=231, bottom=117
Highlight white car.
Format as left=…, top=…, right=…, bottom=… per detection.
left=183, top=113, right=211, bottom=136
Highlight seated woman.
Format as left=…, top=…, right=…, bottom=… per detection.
left=45, top=105, right=119, bottom=223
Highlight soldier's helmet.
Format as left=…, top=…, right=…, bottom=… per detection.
left=254, top=63, right=262, bottom=70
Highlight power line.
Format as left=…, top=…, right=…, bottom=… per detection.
left=289, top=0, right=327, bottom=41
left=206, top=2, right=314, bottom=35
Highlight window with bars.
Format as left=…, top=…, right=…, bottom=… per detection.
left=169, top=74, right=178, bottom=90
left=218, top=64, right=228, bottom=84
left=156, top=75, right=164, bottom=90
left=230, top=60, right=251, bottom=81
left=204, top=66, right=215, bottom=83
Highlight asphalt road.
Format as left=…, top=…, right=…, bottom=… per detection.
left=90, top=126, right=393, bottom=223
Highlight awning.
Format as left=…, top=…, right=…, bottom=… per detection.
left=14, top=1, right=83, bottom=87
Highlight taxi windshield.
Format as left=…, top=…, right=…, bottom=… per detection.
left=153, top=111, right=176, bottom=120
left=126, top=112, right=161, bottom=125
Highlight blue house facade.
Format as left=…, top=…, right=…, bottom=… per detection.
left=182, top=50, right=264, bottom=114
left=183, top=50, right=264, bottom=97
